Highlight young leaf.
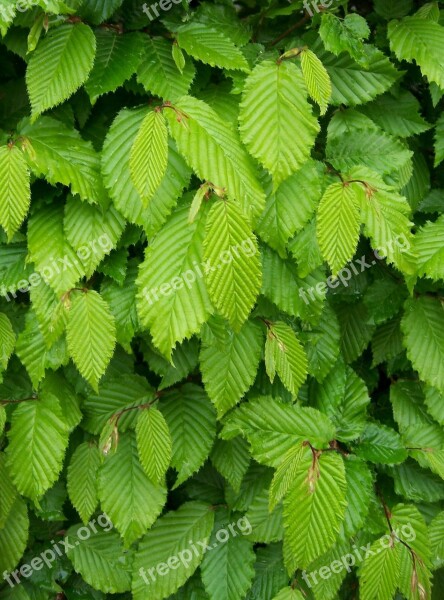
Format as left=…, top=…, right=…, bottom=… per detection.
left=203, top=200, right=261, bottom=330
left=130, top=110, right=169, bottom=206
left=0, top=313, right=15, bottom=371
left=0, top=145, right=30, bottom=240
left=67, top=442, right=101, bottom=524
left=66, top=290, right=116, bottom=391
left=300, top=49, right=332, bottom=115
left=265, top=321, right=308, bottom=396
left=26, top=23, right=96, bottom=120
left=239, top=60, right=320, bottom=188
left=136, top=407, right=172, bottom=484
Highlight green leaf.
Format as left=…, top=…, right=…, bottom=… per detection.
left=0, top=313, right=15, bottom=371
left=136, top=199, right=212, bottom=359
left=130, top=110, right=169, bottom=206
left=269, top=441, right=306, bottom=512
left=300, top=49, right=332, bottom=115
left=0, top=453, right=18, bottom=529
left=136, top=407, right=172, bottom=484
left=98, top=432, right=166, bottom=546
left=429, top=510, right=444, bottom=569
left=5, top=393, right=69, bottom=502
left=19, top=116, right=105, bottom=204
left=247, top=544, right=288, bottom=600
left=0, top=145, right=30, bottom=240
left=66, top=290, right=116, bottom=391
left=265, top=321, right=308, bottom=397
left=256, top=161, right=323, bottom=256
left=160, top=384, right=216, bottom=488
left=335, top=301, right=375, bottom=363
left=435, top=113, right=444, bottom=166
left=200, top=316, right=263, bottom=417
left=319, top=13, right=370, bottom=65
left=316, top=182, right=361, bottom=276
left=200, top=508, right=256, bottom=600
left=67, top=442, right=101, bottom=524
left=64, top=195, right=125, bottom=278
left=272, top=588, right=304, bottom=600
left=341, top=456, right=374, bottom=537
left=66, top=524, right=133, bottom=594
left=222, top=397, right=335, bottom=467
left=414, top=214, right=444, bottom=281
left=85, top=30, right=143, bottom=103
left=137, top=37, right=196, bottom=101
left=245, top=489, right=283, bottom=543
left=26, top=23, right=96, bottom=119
left=203, top=200, right=261, bottom=330
left=283, top=452, right=347, bottom=570
left=0, top=497, right=29, bottom=575
left=101, top=107, right=191, bottom=236
left=176, top=22, right=249, bottom=72
left=358, top=538, right=401, bottom=600
left=401, top=296, right=444, bottom=391
left=165, top=96, right=265, bottom=220
left=354, top=422, right=408, bottom=464
left=132, top=502, right=215, bottom=600
left=388, top=17, right=444, bottom=89
left=239, top=60, right=319, bottom=188
left=211, top=437, right=250, bottom=493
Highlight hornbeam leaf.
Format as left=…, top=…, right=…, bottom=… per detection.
left=388, top=17, right=444, bottom=89
left=283, top=452, right=347, bottom=570
left=0, top=145, right=30, bottom=240
left=176, top=22, right=250, bottom=72
left=67, top=442, right=101, bottom=524
left=317, top=182, right=361, bottom=276
left=211, top=437, right=250, bottom=492
left=165, top=95, right=265, bottom=219
left=137, top=36, right=196, bottom=101
left=132, top=502, right=215, bottom=600
left=265, top=321, right=308, bottom=396
left=239, top=60, right=319, bottom=188
left=200, top=316, right=263, bottom=417
left=19, top=116, right=106, bottom=204
left=414, top=214, right=444, bottom=281
left=201, top=508, right=256, bottom=600
left=130, top=110, right=169, bottom=206
left=272, top=588, right=305, bottom=600
left=0, top=452, right=18, bottom=528
left=136, top=199, right=212, bottom=359
left=159, top=384, right=216, bottom=488
left=0, top=497, right=29, bottom=575
left=136, top=407, right=172, bottom=484
left=0, top=313, right=15, bottom=371
left=203, top=200, right=261, bottom=330
left=85, top=30, right=143, bottom=103
left=358, top=538, right=401, bottom=600
left=300, top=49, right=332, bottom=115
left=66, top=525, right=133, bottom=594
left=66, top=290, right=116, bottom=391
left=401, top=296, right=444, bottom=391
left=435, top=112, right=444, bottom=167
left=5, top=393, right=70, bottom=502
left=98, top=433, right=166, bottom=547
left=269, top=441, right=306, bottom=512
left=26, top=23, right=96, bottom=120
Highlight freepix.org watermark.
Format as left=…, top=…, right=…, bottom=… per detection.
left=0, top=233, right=112, bottom=302
left=139, top=516, right=252, bottom=586
left=142, top=0, right=191, bottom=22
left=142, top=237, right=257, bottom=306
left=2, top=513, right=113, bottom=588
left=302, top=522, right=416, bottom=587
left=299, top=233, right=411, bottom=305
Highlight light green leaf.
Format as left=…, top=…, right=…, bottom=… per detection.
left=177, top=22, right=249, bottom=72
left=136, top=407, right=172, bottom=484
left=0, top=145, right=30, bottom=240
left=165, top=96, right=265, bottom=219
left=203, top=200, right=261, bottom=330
left=98, top=432, right=166, bottom=547
left=359, top=538, right=401, bottom=600
left=300, top=49, right=332, bottom=115
left=414, top=214, right=444, bottom=281
left=5, top=393, right=69, bottom=502
left=239, top=60, right=319, bottom=188
left=265, top=321, right=308, bottom=397
left=67, top=442, right=101, bottom=524
left=0, top=313, right=15, bottom=371
left=200, top=316, right=263, bottom=417
left=130, top=110, right=169, bottom=206
left=317, top=181, right=361, bottom=276
left=26, top=23, right=96, bottom=119
left=0, top=497, right=29, bottom=575
left=66, top=290, right=116, bottom=391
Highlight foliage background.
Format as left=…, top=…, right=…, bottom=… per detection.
left=0, top=0, right=444, bottom=598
